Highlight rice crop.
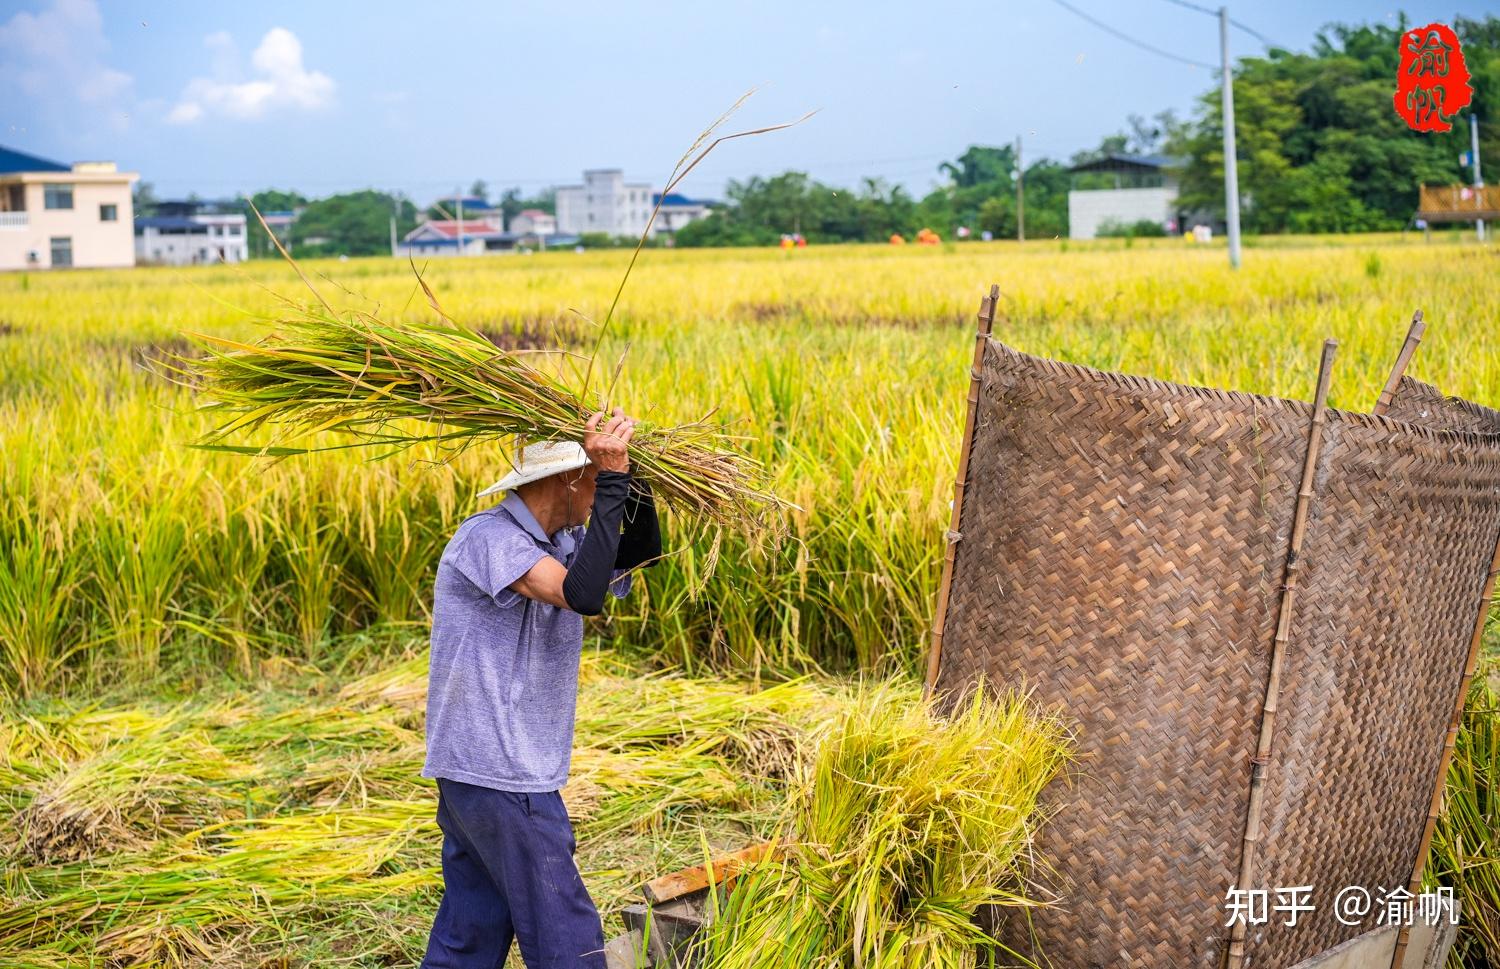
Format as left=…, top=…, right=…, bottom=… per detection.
left=692, top=683, right=1070, bottom=969
left=1, top=236, right=1497, bottom=965
left=3, top=238, right=1496, bottom=692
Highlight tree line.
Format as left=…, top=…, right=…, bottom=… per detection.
left=134, top=15, right=1497, bottom=254
left=679, top=16, right=1498, bottom=245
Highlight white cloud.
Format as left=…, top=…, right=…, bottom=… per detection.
left=167, top=27, right=334, bottom=125
left=0, top=0, right=133, bottom=128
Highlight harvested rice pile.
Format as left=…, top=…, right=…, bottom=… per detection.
left=1, top=654, right=1075, bottom=967
left=0, top=651, right=844, bottom=966
left=694, top=685, right=1071, bottom=969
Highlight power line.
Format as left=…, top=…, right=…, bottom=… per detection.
left=1158, top=0, right=1289, bottom=51
left=1051, top=0, right=1218, bottom=71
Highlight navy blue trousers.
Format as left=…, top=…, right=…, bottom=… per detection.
left=422, top=777, right=606, bottom=969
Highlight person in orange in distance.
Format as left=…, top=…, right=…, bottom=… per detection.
left=794, top=234, right=807, bottom=248
left=779, top=235, right=794, bottom=250
left=890, top=233, right=906, bottom=245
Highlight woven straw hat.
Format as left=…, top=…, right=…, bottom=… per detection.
left=477, top=441, right=589, bottom=497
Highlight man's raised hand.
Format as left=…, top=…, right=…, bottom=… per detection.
left=583, top=407, right=634, bottom=473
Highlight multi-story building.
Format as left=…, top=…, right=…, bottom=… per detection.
left=135, top=200, right=249, bottom=265
left=555, top=169, right=657, bottom=238
left=0, top=145, right=138, bottom=271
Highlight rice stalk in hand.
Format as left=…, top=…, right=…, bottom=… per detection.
left=181, top=305, right=782, bottom=527
left=693, top=682, right=1071, bottom=969
left=180, top=93, right=811, bottom=530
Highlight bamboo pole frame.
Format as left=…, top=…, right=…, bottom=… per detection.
left=1373, top=311, right=1425, bottom=416
left=924, top=283, right=1000, bottom=695
left=1224, top=339, right=1339, bottom=969
left=1389, top=524, right=1500, bottom=969
left=1367, top=312, right=1497, bottom=969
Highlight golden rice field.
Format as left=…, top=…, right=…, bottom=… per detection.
left=2, top=235, right=1498, bottom=966
left=3, top=235, right=1497, bottom=691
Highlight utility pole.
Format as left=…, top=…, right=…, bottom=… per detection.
left=1220, top=6, right=1242, bottom=268
left=456, top=188, right=466, bottom=257
left=1016, top=134, right=1025, bottom=242
left=389, top=193, right=399, bottom=258
left=1472, top=113, right=1486, bottom=243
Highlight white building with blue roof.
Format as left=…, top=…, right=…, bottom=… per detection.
left=134, top=200, right=249, bottom=266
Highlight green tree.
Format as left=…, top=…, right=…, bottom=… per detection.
left=1168, top=16, right=1497, bottom=232
left=132, top=181, right=159, bottom=217
left=939, top=145, right=1015, bottom=189
left=673, top=146, right=1074, bottom=246
left=494, top=187, right=556, bottom=225
left=234, top=190, right=308, bottom=258
left=290, top=190, right=419, bottom=257
left=1018, top=160, right=1071, bottom=239
left=677, top=172, right=851, bottom=245
left=249, top=189, right=308, bottom=213
left=977, top=196, right=1015, bottom=238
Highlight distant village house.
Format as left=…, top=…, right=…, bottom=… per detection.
left=430, top=194, right=501, bottom=220
left=1067, top=153, right=1188, bottom=240
left=509, top=208, right=556, bottom=236
left=400, top=190, right=586, bottom=257
left=0, top=145, right=138, bottom=271
left=652, top=193, right=711, bottom=234
left=135, top=200, right=249, bottom=266
left=258, top=209, right=299, bottom=249
left=401, top=216, right=509, bottom=256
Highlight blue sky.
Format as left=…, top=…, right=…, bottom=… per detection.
left=2, top=0, right=1496, bottom=203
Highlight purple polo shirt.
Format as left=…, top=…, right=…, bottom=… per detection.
left=421, top=491, right=630, bottom=792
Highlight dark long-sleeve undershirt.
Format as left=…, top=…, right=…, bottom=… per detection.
left=561, top=470, right=630, bottom=616
left=615, top=476, right=662, bottom=571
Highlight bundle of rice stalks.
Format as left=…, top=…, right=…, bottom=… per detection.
left=181, top=303, right=780, bottom=527
left=1428, top=664, right=1499, bottom=966
left=179, top=96, right=810, bottom=531
left=693, top=683, right=1071, bottom=969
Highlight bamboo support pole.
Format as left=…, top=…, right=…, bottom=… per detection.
left=924, top=283, right=1000, bottom=695
left=1224, top=339, right=1338, bottom=969
left=1373, top=311, right=1425, bottom=416
left=1389, top=532, right=1500, bottom=969
left=1369, top=310, right=1485, bottom=969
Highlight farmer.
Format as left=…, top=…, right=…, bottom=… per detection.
left=420, top=407, right=661, bottom=969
